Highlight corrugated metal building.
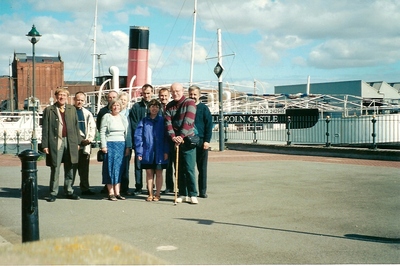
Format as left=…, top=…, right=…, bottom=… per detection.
left=275, top=80, right=400, bottom=101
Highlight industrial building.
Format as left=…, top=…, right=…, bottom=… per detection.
left=0, top=52, right=100, bottom=111
left=275, top=80, right=400, bottom=103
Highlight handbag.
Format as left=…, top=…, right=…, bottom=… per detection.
left=97, top=150, right=104, bottom=162
left=184, top=134, right=200, bottom=149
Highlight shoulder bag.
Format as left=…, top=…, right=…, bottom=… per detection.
left=97, top=149, right=104, bottom=162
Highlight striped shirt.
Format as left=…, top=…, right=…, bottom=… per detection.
left=165, top=96, right=196, bottom=139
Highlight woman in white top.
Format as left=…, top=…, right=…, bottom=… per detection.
left=118, top=92, right=130, bottom=117
left=100, top=100, right=131, bottom=201
left=117, top=91, right=132, bottom=195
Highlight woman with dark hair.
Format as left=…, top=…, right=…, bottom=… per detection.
left=134, top=99, right=169, bottom=202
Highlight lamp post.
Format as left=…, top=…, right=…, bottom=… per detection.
left=325, top=116, right=331, bottom=147
left=26, top=25, right=41, bottom=153
left=214, top=61, right=224, bottom=151
left=214, top=28, right=225, bottom=151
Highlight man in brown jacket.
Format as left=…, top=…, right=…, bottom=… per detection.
left=42, top=88, right=82, bottom=202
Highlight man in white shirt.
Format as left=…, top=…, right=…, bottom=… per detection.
left=73, top=91, right=97, bottom=195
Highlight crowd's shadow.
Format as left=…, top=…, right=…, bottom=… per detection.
left=178, top=218, right=400, bottom=244
left=0, top=185, right=110, bottom=201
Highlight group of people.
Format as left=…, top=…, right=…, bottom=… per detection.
left=41, top=82, right=213, bottom=205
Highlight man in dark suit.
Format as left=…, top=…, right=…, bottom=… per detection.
left=96, top=90, right=118, bottom=132
left=42, top=88, right=82, bottom=202
left=189, top=85, right=213, bottom=198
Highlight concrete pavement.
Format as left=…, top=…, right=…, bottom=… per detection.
left=0, top=147, right=399, bottom=264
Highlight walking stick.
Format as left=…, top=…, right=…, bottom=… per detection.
left=173, top=144, right=179, bottom=205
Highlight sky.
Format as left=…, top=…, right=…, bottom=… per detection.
left=0, top=0, right=399, bottom=94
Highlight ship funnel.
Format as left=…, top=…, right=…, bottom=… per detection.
left=127, top=26, right=149, bottom=88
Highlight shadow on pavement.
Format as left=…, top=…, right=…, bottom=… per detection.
left=178, top=218, right=400, bottom=244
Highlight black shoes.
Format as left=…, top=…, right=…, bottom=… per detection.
left=199, top=194, right=208, bottom=198
left=81, top=190, right=96, bottom=196
left=47, top=193, right=82, bottom=201
left=121, top=191, right=132, bottom=196
left=162, top=188, right=174, bottom=194
left=66, top=193, right=80, bottom=200
left=134, top=188, right=143, bottom=195
left=46, top=195, right=56, bottom=202
left=100, top=185, right=108, bottom=194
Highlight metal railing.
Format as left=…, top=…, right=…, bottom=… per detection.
left=1, top=113, right=399, bottom=154
left=211, top=113, right=400, bottom=149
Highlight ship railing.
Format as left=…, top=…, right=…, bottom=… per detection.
left=212, top=113, right=400, bottom=149
left=0, top=112, right=42, bottom=146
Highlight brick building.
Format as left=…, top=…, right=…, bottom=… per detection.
left=10, top=52, right=65, bottom=110
left=0, top=76, right=11, bottom=109
left=4, top=52, right=100, bottom=111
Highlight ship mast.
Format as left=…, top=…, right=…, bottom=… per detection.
left=91, top=0, right=98, bottom=86
left=189, top=0, right=197, bottom=86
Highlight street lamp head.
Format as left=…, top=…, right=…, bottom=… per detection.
left=26, top=24, right=42, bottom=44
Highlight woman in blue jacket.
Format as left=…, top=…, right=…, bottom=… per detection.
left=134, top=99, right=169, bottom=201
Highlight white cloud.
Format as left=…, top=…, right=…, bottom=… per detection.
left=26, top=0, right=127, bottom=13
left=255, top=35, right=307, bottom=65
left=308, top=37, right=400, bottom=69
left=292, top=56, right=307, bottom=68
left=175, top=42, right=208, bottom=63
left=1, top=0, right=400, bottom=88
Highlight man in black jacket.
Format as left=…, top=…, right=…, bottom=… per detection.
left=189, top=85, right=213, bottom=198
left=129, top=84, right=153, bottom=194
left=96, top=90, right=118, bottom=131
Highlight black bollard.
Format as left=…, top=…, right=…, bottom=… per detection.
left=286, top=116, right=292, bottom=145
left=224, top=120, right=228, bottom=143
left=16, top=131, right=20, bottom=155
left=3, top=131, right=7, bottom=154
left=18, top=149, right=40, bottom=242
left=371, top=115, right=377, bottom=150
left=253, top=117, right=258, bottom=143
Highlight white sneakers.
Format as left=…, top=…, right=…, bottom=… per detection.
left=175, top=196, right=198, bottom=204
left=190, top=196, right=198, bottom=204
left=175, top=196, right=188, bottom=203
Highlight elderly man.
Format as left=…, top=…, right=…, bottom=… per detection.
left=165, top=82, right=198, bottom=204
left=42, top=88, right=82, bottom=202
left=72, top=91, right=96, bottom=196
